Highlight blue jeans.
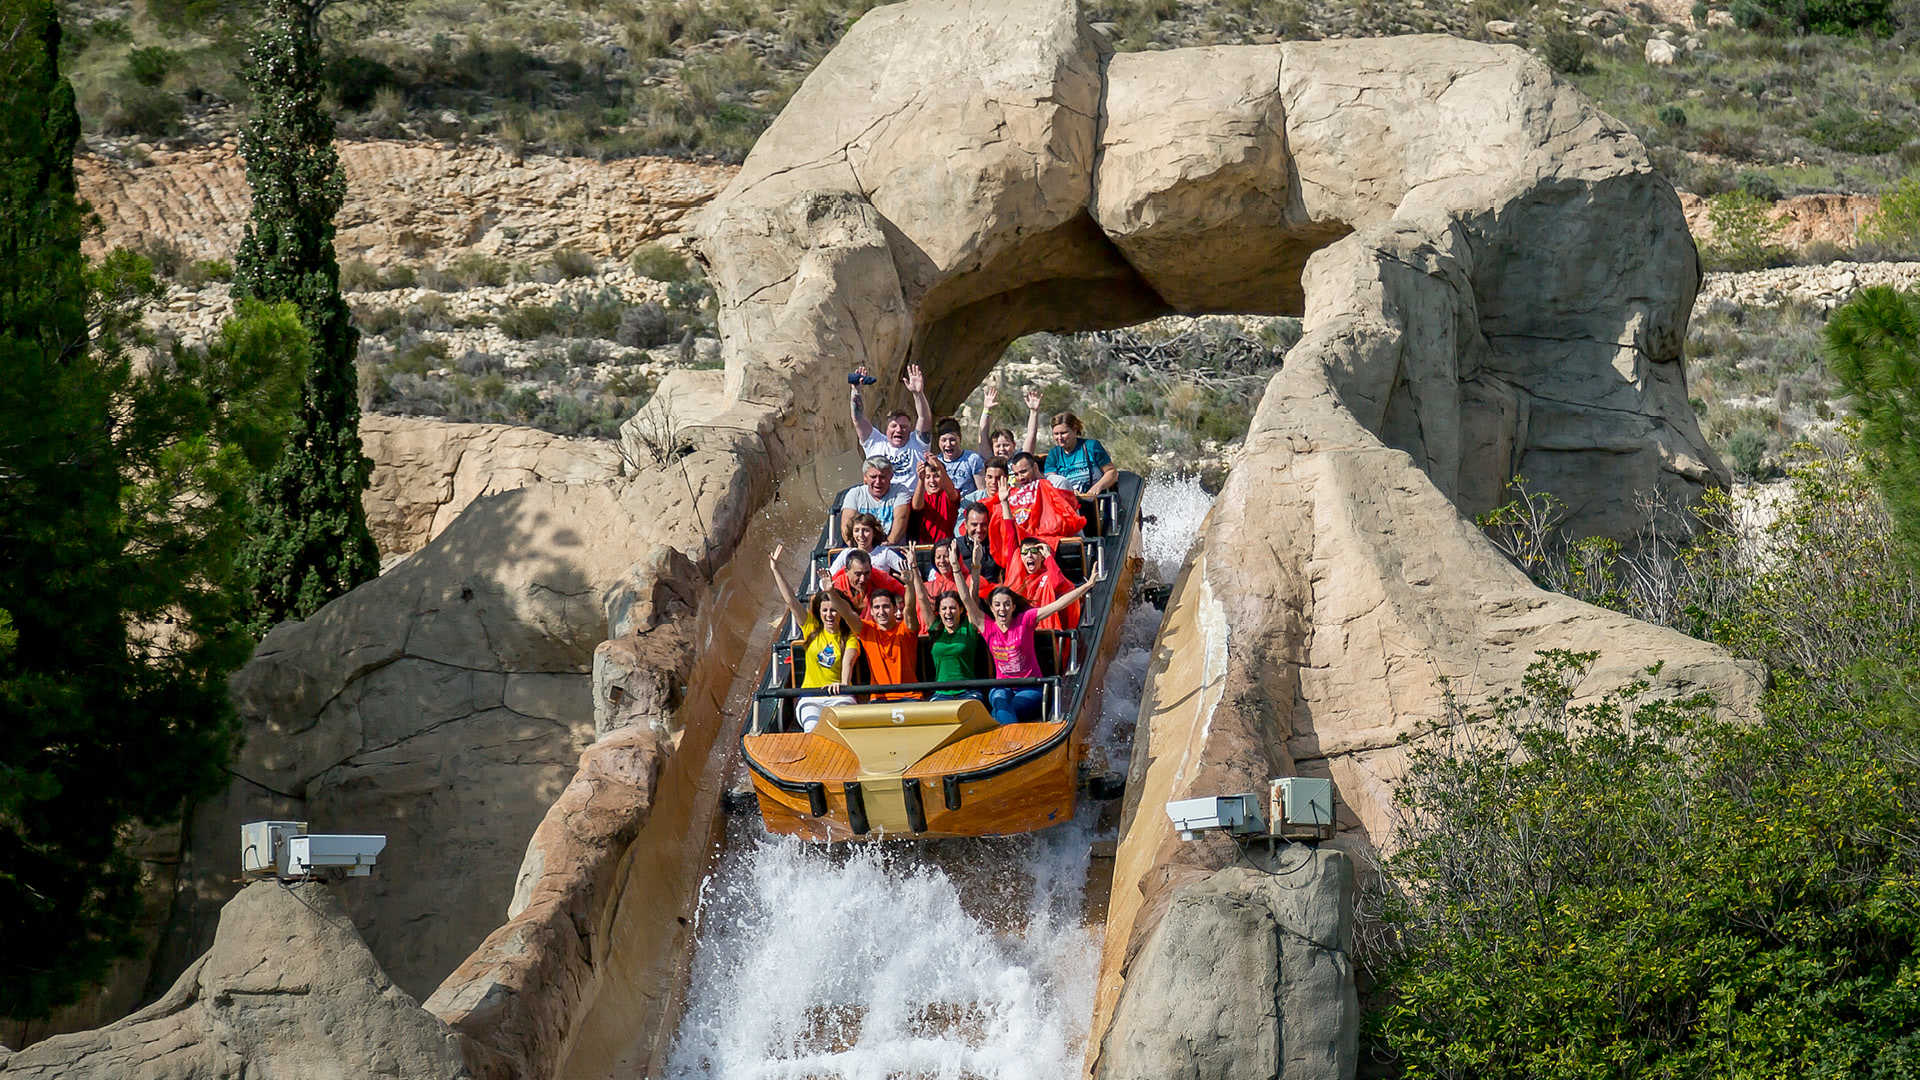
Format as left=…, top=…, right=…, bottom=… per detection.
left=988, top=686, right=1044, bottom=726
left=934, top=689, right=986, bottom=703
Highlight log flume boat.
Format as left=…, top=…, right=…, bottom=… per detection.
left=742, top=472, right=1144, bottom=841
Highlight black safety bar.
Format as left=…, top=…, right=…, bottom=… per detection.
left=759, top=675, right=1058, bottom=698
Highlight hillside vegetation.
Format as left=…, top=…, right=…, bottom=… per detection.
left=58, top=0, right=1920, bottom=197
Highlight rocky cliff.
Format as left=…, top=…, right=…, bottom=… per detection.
left=77, top=140, right=732, bottom=265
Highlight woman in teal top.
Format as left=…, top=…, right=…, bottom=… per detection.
left=1041, top=410, right=1117, bottom=497
left=911, top=571, right=985, bottom=701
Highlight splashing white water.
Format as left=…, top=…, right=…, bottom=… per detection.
left=662, top=477, right=1214, bottom=1080
left=1139, top=473, right=1213, bottom=585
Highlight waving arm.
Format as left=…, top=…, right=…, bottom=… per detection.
left=1032, top=562, right=1101, bottom=624
left=769, top=545, right=806, bottom=630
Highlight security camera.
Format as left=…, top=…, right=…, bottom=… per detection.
left=1165, top=778, right=1338, bottom=842
left=1165, top=794, right=1266, bottom=841
left=242, top=821, right=386, bottom=880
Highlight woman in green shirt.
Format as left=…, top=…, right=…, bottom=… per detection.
left=909, top=565, right=985, bottom=702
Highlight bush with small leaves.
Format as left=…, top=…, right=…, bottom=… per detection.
left=104, top=86, right=183, bottom=136
left=1657, top=104, right=1688, bottom=129
left=617, top=301, right=678, bottom=348
left=629, top=243, right=696, bottom=283
left=547, top=248, right=597, bottom=280
left=497, top=303, right=559, bottom=340
left=1700, top=190, right=1788, bottom=271
left=1860, top=174, right=1920, bottom=254
left=1735, top=169, right=1784, bottom=202
left=125, top=46, right=177, bottom=87
left=1542, top=27, right=1589, bottom=74
left=1806, top=105, right=1909, bottom=154
left=1726, top=424, right=1772, bottom=477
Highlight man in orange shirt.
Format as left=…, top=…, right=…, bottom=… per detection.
left=828, top=577, right=921, bottom=700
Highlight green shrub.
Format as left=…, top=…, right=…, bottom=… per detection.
left=124, top=46, right=178, bottom=88
left=550, top=286, right=628, bottom=339
left=388, top=338, right=449, bottom=375
left=1726, top=423, right=1772, bottom=477
left=1860, top=174, right=1920, bottom=252
left=1657, top=103, right=1689, bottom=129
left=629, top=243, right=696, bottom=283
left=497, top=303, right=559, bottom=340
left=1735, top=168, right=1784, bottom=201
left=1806, top=105, right=1910, bottom=155
left=439, top=252, right=510, bottom=289
left=1542, top=27, right=1589, bottom=74
left=323, top=53, right=395, bottom=111
left=1729, top=0, right=1894, bottom=31
left=547, top=248, right=596, bottom=280
left=1826, top=287, right=1920, bottom=555
left=1364, top=650, right=1920, bottom=1080
left=1699, top=190, right=1788, bottom=271
left=182, top=259, right=233, bottom=286
left=103, top=85, right=183, bottom=136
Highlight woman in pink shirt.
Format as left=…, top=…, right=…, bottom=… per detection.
left=953, top=554, right=1100, bottom=725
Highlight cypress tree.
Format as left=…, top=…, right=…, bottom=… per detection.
left=233, top=0, right=378, bottom=633
left=0, top=0, right=136, bottom=1015
left=0, top=1, right=303, bottom=1016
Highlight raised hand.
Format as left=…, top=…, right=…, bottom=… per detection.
left=903, top=363, right=925, bottom=394
left=771, top=543, right=786, bottom=563
left=983, top=382, right=999, bottom=411
left=1023, top=385, right=1042, bottom=412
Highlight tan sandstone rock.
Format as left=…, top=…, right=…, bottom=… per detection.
left=360, top=414, right=624, bottom=558
left=0, top=882, right=476, bottom=1079
left=76, top=140, right=733, bottom=266
left=1679, top=190, right=1881, bottom=255
left=157, top=480, right=714, bottom=1003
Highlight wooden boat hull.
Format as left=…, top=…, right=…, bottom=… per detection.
left=748, top=720, right=1080, bottom=841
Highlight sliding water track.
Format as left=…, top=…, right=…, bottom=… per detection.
left=656, top=477, right=1212, bottom=1079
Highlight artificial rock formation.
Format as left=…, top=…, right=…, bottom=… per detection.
left=1098, top=851, right=1357, bottom=1080
left=157, top=480, right=724, bottom=1003
left=102, top=2, right=1767, bottom=1077
left=360, top=414, right=624, bottom=558
left=0, top=882, right=474, bottom=1079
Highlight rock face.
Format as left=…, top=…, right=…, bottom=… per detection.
left=156, top=480, right=719, bottom=1003
left=0, top=882, right=475, bottom=1079
left=360, top=414, right=625, bottom=558
left=1679, top=190, right=1882, bottom=256
left=77, top=140, right=733, bottom=265
left=1097, top=852, right=1357, bottom=1080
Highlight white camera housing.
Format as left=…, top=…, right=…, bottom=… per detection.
left=241, top=821, right=386, bottom=879
left=286, top=834, right=386, bottom=877
left=240, top=820, right=308, bottom=877
left=1165, top=794, right=1266, bottom=841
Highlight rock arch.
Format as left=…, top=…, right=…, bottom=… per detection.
left=698, top=5, right=1721, bottom=537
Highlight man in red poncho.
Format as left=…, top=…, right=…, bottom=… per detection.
left=1005, top=537, right=1082, bottom=633
left=827, top=549, right=904, bottom=617
left=978, top=452, right=1086, bottom=572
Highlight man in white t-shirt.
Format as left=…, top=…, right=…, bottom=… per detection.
left=851, top=363, right=932, bottom=496
left=840, top=457, right=912, bottom=544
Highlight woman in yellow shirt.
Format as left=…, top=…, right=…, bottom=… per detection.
left=770, top=544, right=856, bottom=731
